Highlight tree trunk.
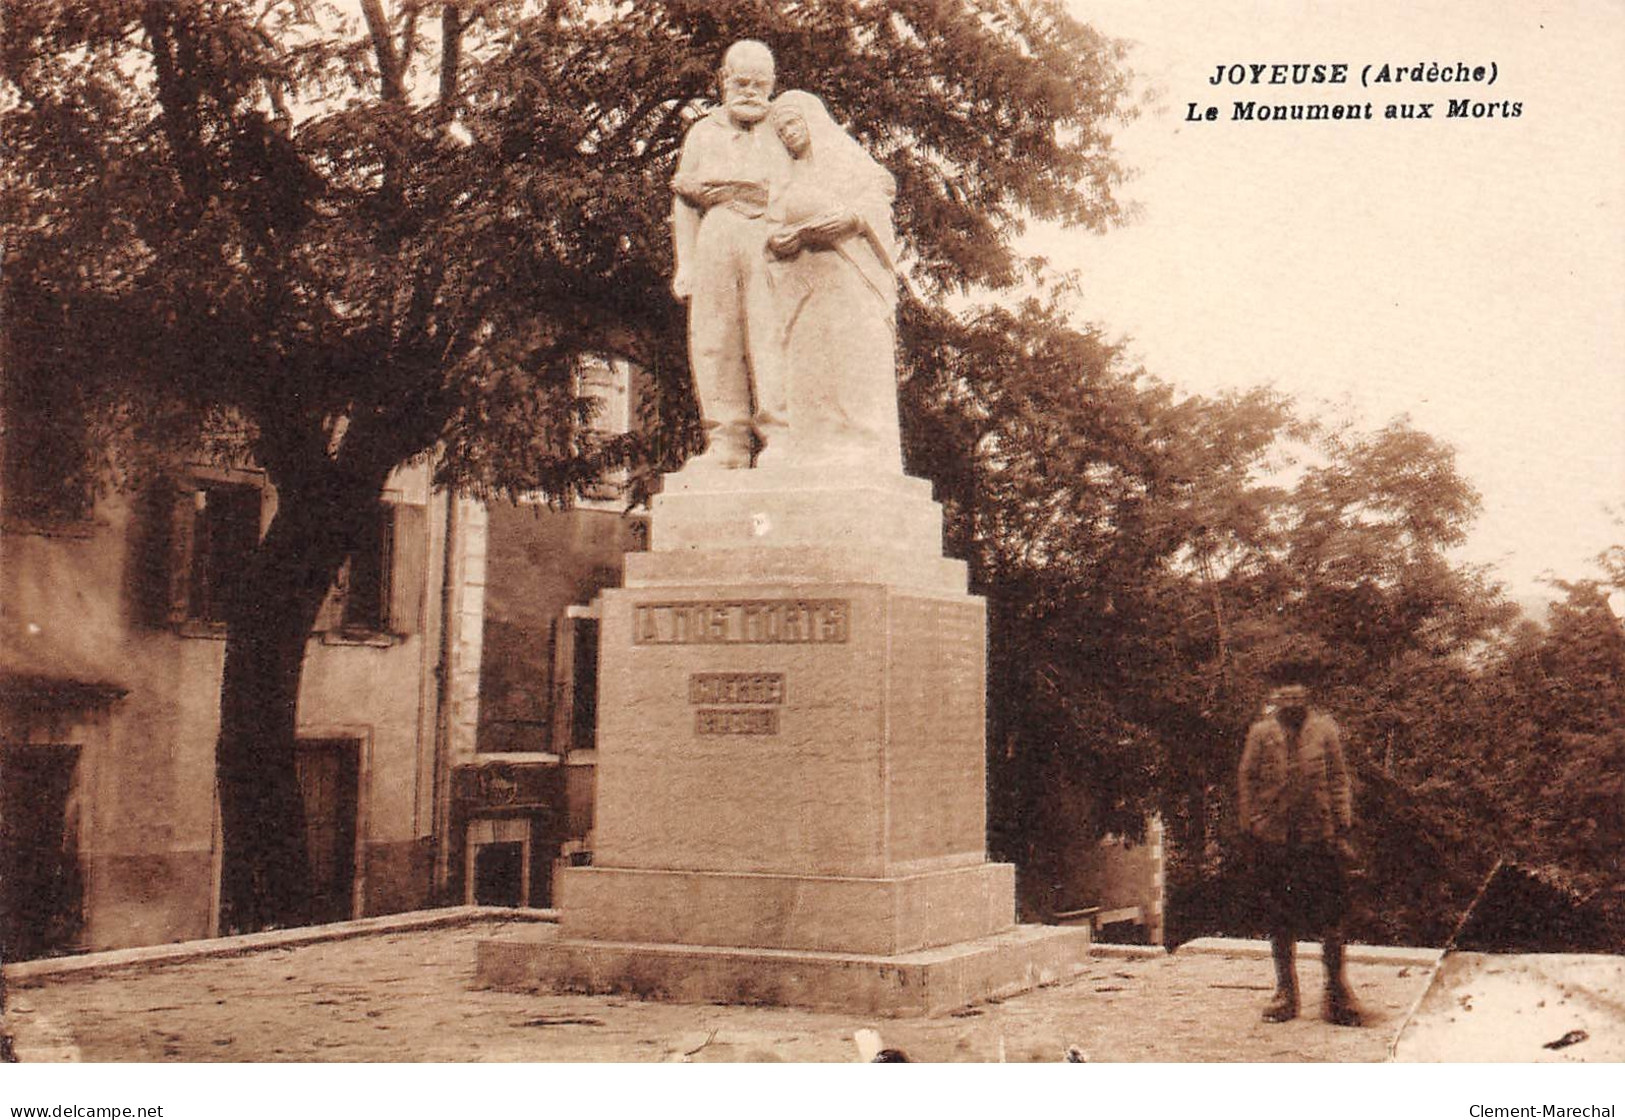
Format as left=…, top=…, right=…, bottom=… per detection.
left=215, top=470, right=381, bottom=934
left=1188, top=765, right=1209, bottom=885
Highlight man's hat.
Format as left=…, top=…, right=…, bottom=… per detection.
left=1265, top=657, right=1322, bottom=709
left=1268, top=683, right=1311, bottom=707
left=1265, top=657, right=1323, bottom=688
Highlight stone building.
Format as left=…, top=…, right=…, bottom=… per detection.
left=1, top=420, right=488, bottom=958
left=458, top=355, right=648, bottom=909
left=0, top=353, right=647, bottom=959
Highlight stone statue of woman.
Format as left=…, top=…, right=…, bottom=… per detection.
left=762, top=91, right=902, bottom=472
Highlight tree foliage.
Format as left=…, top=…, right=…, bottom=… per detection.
left=897, top=292, right=1611, bottom=945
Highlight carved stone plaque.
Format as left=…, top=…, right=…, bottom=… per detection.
left=633, top=599, right=849, bottom=645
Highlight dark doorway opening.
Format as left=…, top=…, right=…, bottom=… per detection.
left=473, top=841, right=525, bottom=907
left=295, top=739, right=360, bottom=925
left=1, top=744, right=84, bottom=961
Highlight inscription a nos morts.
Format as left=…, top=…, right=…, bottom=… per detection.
left=633, top=599, right=850, bottom=645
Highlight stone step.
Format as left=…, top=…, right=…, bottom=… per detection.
left=476, top=922, right=1094, bottom=1018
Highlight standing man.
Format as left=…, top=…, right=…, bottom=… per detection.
left=1238, top=662, right=1364, bottom=1026
left=670, top=39, right=790, bottom=469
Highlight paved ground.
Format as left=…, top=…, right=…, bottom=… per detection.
left=2, top=918, right=1433, bottom=1063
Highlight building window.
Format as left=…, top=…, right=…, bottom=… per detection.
left=568, top=616, right=599, bottom=753
left=340, top=504, right=396, bottom=635
left=125, top=473, right=265, bottom=631
left=136, top=475, right=427, bottom=641
left=318, top=499, right=426, bottom=640
left=185, top=483, right=263, bottom=625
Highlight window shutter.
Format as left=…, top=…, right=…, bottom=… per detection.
left=389, top=502, right=427, bottom=636
left=127, top=480, right=175, bottom=628
left=548, top=615, right=574, bottom=755
left=166, top=486, right=200, bottom=624
left=315, top=562, right=347, bottom=633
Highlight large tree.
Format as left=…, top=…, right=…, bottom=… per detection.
left=1470, top=571, right=1625, bottom=905
left=1, top=0, right=1134, bottom=929
left=899, top=293, right=1528, bottom=939
left=899, top=294, right=1304, bottom=910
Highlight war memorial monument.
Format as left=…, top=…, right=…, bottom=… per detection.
left=476, top=41, right=1092, bottom=1016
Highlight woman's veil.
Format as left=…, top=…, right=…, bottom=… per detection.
left=771, top=90, right=898, bottom=297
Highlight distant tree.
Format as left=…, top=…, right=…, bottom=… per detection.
left=1371, top=562, right=1625, bottom=941
left=901, top=301, right=1526, bottom=939
left=1, top=0, right=1134, bottom=930
left=899, top=294, right=1307, bottom=914
left=1498, top=577, right=1625, bottom=897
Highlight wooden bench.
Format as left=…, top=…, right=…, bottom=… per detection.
left=1054, top=905, right=1146, bottom=937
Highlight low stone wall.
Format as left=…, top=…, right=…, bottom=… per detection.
left=4, top=905, right=557, bottom=988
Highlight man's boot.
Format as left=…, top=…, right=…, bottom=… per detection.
left=1262, top=931, right=1299, bottom=1022
left=1322, top=934, right=1364, bottom=1027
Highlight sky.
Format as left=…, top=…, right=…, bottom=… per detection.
left=1050, top=0, right=1625, bottom=601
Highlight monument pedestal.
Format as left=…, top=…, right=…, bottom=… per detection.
left=476, top=466, right=1091, bottom=1014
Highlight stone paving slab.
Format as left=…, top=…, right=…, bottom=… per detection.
left=2, top=918, right=1431, bottom=1062
left=1392, top=951, right=1625, bottom=1062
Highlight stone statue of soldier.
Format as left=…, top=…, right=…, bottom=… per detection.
left=670, top=40, right=791, bottom=470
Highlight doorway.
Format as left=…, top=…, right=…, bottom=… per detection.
left=0, top=744, right=84, bottom=960
left=472, top=840, right=525, bottom=907
left=294, top=738, right=360, bottom=924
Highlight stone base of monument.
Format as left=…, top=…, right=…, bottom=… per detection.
left=476, top=463, right=1093, bottom=1015
left=478, top=922, right=1092, bottom=1019
left=554, top=863, right=1017, bottom=954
